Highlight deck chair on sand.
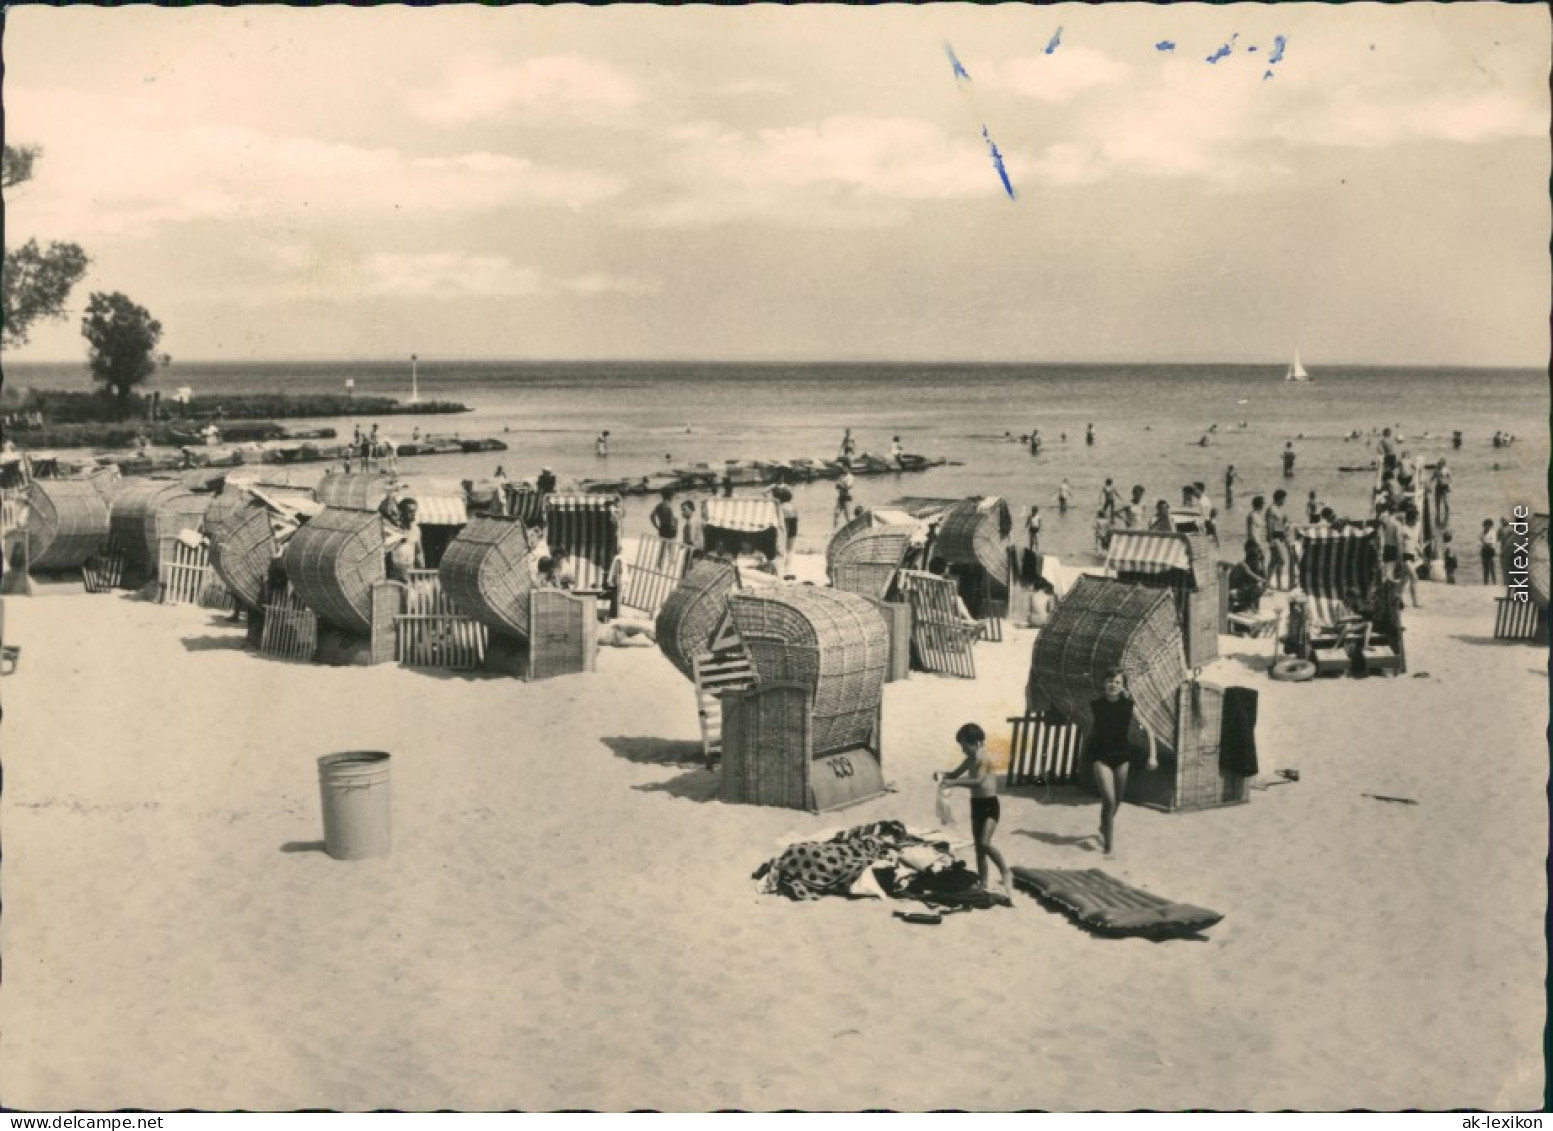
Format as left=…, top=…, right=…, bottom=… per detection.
left=898, top=569, right=982, bottom=679
left=1289, top=527, right=1404, bottom=676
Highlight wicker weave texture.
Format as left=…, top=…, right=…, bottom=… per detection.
left=108, top=479, right=186, bottom=577
left=146, top=490, right=213, bottom=572
left=206, top=497, right=277, bottom=610
left=825, top=510, right=875, bottom=576
left=24, top=480, right=111, bottom=570
left=315, top=472, right=395, bottom=511
left=528, top=590, right=598, bottom=680
left=1028, top=575, right=1185, bottom=746
left=720, top=685, right=811, bottom=809
left=438, top=516, right=536, bottom=638
left=655, top=559, right=739, bottom=681
left=727, top=586, right=887, bottom=757
left=1170, top=682, right=1246, bottom=810
left=283, top=506, right=387, bottom=634
left=830, top=560, right=900, bottom=601
left=935, top=497, right=1013, bottom=588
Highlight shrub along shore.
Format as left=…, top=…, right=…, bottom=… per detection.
left=4, top=390, right=470, bottom=450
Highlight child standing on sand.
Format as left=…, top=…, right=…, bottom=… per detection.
left=935, top=722, right=1011, bottom=896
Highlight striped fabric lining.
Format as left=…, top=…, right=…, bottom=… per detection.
left=1295, top=527, right=1380, bottom=627
left=545, top=494, right=622, bottom=592
left=1106, top=531, right=1191, bottom=577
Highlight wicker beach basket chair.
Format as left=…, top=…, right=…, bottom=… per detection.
left=283, top=506, right=390, bottom=635
left=315, top=472, right=396, bottom=512
left=655, top=558, right=740, bottom=681
left=1028, top=575, right=1186, bottom=748
left=204, top=493, right=281, bottom=611
left=1105, top=529, right=1219, bottom=668
left=825, top=510, right=875, bottom=576
left=148, top=489, right=214, bottom=559
left=437, top=515, right=537, bottom=639
left=106, top=479, right=191, bottom=581
left=726, top=586, right=889, bottom=759
left=932, top=496, right=1013, bottom=590
left=827, top=518, right=916, bottom=600
left=22, top=479, right=111, bottom=571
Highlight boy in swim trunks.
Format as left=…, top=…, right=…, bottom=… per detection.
left=935, top=722, right=1011, bottom=897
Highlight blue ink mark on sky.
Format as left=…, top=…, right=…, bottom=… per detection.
left=1155, top=40, right=1176, bottom=52
left=1044, top=27, right=1063, bottom=55
left=1269, top=35, right=1288, bottom=64
left=982, top=125, right=1017, bottom=201
left=944, top=42, right=972, bottom=83
left=1247, top=45, right=1259, bottom=53
left=1206, top=34, right=1239, bottom=64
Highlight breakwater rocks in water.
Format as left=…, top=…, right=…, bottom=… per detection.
left=101, top=434, right=509, bottom=476
left=581, top=453, right=950, bottom=497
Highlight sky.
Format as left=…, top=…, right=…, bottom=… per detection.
left=3, top=2, right=1548, bottom=366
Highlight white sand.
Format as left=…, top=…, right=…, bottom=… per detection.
left=0, top=559, right=1545, bottom=1111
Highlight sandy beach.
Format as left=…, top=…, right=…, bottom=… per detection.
left=0, top=545, right=1544, bottom=1112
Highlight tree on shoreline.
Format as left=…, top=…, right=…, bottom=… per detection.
left=2, top=144, right=90, bottom=349
left=81, top=292, right=167, bottom=419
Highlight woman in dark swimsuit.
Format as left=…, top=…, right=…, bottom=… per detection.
left=1087, top=669, right=1158, bottom=855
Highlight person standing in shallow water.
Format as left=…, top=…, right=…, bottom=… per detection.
left=1086, top=670, right=1158, bottom=855
left=935, top=722, right=1011, bottom=896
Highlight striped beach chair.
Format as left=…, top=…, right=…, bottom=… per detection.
left=692, top=649, right=756, bottom=765
left=396, top=569, right=488, bottom=671
left=259, top=589, right=318, bottom=662
left=701, top=497, right=786, bottom=563
left=545, top=493, right=622, bottom=602
left=898, top=569, right=980, bottom=679
left=621, top=534, right=694, bottom=616
left=158, top=537, right=216, bottom=607
left=1493, top=596, right=1546, bottom=642
left=1295, top=526, right=1380, bottom=629
left=1004, top=713, right=1085, bottom=789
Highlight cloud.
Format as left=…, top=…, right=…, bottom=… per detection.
left=988, top=46, right=1132, bottom=101
left=636, top=115, right=1004, bottom=228
left=5, top=110, right=627, bottom=241
left=360, top=254, right=657, bottom=301
left=407, top=53, right=642, bottom=124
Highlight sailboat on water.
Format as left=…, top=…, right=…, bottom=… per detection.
left=1285, top=348, right=1312, bottom=383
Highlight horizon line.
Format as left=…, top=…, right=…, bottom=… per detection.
left=3, top=356, right=1545, bottom=371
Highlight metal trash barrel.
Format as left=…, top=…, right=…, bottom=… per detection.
left=317, top=751, right=392, bottom=860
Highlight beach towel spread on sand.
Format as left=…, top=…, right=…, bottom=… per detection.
left=753, top=821, right=1009, bottom=910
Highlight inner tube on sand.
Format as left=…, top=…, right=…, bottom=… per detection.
left=1270, top=658, right=1317, bottom=683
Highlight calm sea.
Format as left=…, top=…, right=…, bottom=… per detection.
left=6, top=359, right=1547, bottom=564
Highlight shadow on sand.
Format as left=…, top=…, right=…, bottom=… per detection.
left=181, top=634, right=249, bottom=653
left=601, top=735, right=706, bottom=767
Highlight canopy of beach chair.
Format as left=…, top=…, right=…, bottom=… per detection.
left=545, top=493, right=622, bottom=591
left=1105, top=530, right=1214, bottom=591
left=701, top=497, right=786, bottom=561
left=1294, top=527, right=1380, bottom=627
left=1028, top=575, right=1185, bottom=746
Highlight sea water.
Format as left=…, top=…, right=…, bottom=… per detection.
left=8, top=360, right=1546, bottom=566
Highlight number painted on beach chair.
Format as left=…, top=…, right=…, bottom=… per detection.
left=825, top=754, right=855, bottom=779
